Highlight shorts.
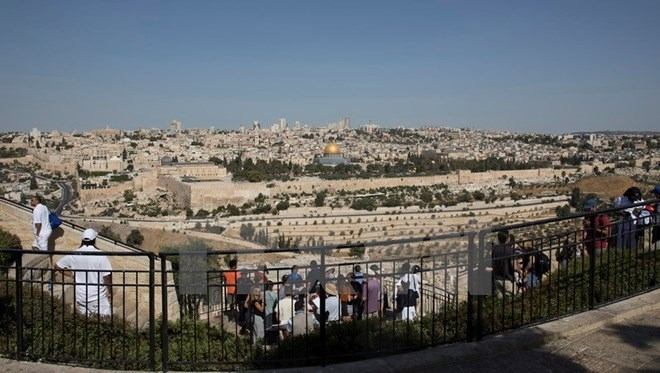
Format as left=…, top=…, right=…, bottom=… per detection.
left=32, top=230, right=52, bottom=251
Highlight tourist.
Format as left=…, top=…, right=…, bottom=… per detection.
left=353, top=264, right=364, bottom=284
left=278, top=274, right=289, bottom=299
left=491, top=231, right=517, bottom=296
left=337, top=273, right=357, bottom=321
left=236, top=268, right=253, bottom=333
left=254, top=261, right=269, bottom=284
left=53, top=228, right=113, bottom=316
left=650, top=186, right=660, bottom=244
left=222, top=258, right=238, bottom=321
left=520, top=242, right=540, bottom=289
left=306, top=260, right=322, bottom=293
left=348, top=272, right=364, bottom=319
left=276, top=285, right=296, bottom=337
left=583, top=199, right=610, bottom=255
left=263, top=280, right=279, bottom=344
left=309, top=282, right=340, bottom=325
left=369, top=264, right=389, bottom=311
left=289, top=297, right=314, bottom=337
left=245, top=286, right=265, bottom=344
left=30, top=194, right=51, bottom=251
left=396, top=280, right=417, bottom=320
left=287, top=264, right=305, bottom=295
left=396, top=262, right=421, bottom=300
left=362, top=268, right=381, bottom=317
left=615, top=187, right=643, bottom=249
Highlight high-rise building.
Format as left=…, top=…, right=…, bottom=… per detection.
left=170, top=120, right=182, bottom=131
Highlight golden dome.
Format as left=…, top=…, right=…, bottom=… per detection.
left=323, top=143, right=341, bottom=155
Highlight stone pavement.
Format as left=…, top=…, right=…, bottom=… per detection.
left=2, top=289, right=660, bottom=372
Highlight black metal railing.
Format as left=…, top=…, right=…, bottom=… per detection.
left=0, top=199, right=658, bottom=370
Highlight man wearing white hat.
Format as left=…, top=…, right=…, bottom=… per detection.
left=54, top=228, right=113, bottom=316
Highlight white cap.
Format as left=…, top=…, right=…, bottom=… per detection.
left=82, top=228, right=98, bottom=241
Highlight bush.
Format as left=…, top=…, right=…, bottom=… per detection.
left=126, top=229, right=144, bottom=246
left=0, top=226, right=22, bottom=272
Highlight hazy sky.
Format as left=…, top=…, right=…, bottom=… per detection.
left=1, top=0, right=659, bottom=134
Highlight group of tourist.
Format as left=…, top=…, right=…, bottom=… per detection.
left=491, top=185, right=660, bottom=296
left=26, top=182, right=659, bottom=333
left=222, top=259, right=424, bottom=344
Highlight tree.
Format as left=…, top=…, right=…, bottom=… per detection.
left=276, top=199, right=290, bottom=211
left=29, top=175, right=38, bottom=190
left=195, top=209, right=210, bottom=218
left=126, top=229, right=144, bottom=246
left=643, top=160, right=651, bottom=172
left=314, top=191, right=326, bottom=207
left=123, top=189, right=135, bottom=203
left=508, top=177, right=517, bottom=188
left=555, top=204, right=572, bottom=217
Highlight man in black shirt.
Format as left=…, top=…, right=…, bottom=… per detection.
left=492, top=231, right=516, bottom=296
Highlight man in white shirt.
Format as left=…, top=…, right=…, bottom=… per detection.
left=30, top=195, right=51, bottom=251
left=309, top=282, right=340, bottom=325
left=54, top=229, right=113, bottom=316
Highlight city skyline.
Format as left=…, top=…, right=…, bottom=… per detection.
left=1, top=1, right=659, bottom=134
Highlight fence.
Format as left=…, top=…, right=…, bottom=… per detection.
left=1, top=200, right=659, bottom=370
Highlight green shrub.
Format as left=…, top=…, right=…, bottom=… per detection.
left=0, top=227, right=22, bottom=271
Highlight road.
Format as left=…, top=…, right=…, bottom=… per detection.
left=54, top=181, right=72, bottom=214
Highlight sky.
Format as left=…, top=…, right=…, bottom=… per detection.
left=1, top=0, right=659, bottom=134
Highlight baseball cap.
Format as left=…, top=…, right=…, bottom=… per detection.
left=584, top=199, right=598, bottom=210
left=651, top=185, right=660, bottom=195
left=82, top=228, right=98, bottom=241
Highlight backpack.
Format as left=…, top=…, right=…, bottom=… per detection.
left=535, top=252, right=551, bottom=275
left=49, top=211, right=62, bottom=229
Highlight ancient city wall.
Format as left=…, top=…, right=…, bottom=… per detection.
left=189, top=181, right=267, bottom=210
left=0, top=155, right=33, bottom=165
left=27, top=149, right=78, bottom=174
left=158, top=176, right=191, bottom=209
left=165, top=167, right=583, bottom=210
left=457, top=168, right=578, bottom=183
left=79, top=183, right=132, bottom=203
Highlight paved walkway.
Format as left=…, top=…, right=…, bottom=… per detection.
left=3, top=289, right=660, bottom=372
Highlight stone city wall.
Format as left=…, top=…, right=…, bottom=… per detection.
left=189, top=181, right=267, bottom=211
left=27, top=149, right=78, bottom=174
left=133, top=169, right=159, bottom=191
left=79, top=183, right=132, bottom=203
left=0, top=155, right=33, bottom=165
left=456, top=168, right=579, bottom=184
left=158, top=176, right=191, bottom=209
left=165, top=167, right=584, bottom=210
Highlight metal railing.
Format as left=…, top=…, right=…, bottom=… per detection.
left=0, top=199, right=658, bottom=370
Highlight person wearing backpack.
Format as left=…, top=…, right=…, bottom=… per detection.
left=518, top=241, right=550, bottom=289
left=583, top=199, right=610, bottom=255
left=30, top=195, right=52, bottom=251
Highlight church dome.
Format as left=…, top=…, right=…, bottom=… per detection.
left=323, top=143, right=341, bottom=155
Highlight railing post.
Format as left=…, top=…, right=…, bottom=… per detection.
left=588, top=215, right=596, bottom=310
left=160, top=254, right=169, bottom=372
left=476, top=230, right=486, bottom=341
left=149, top=253, right=155, bottom=370
left=15, top=251, right=23, bottom=360
left=319, top=246, right=326, bottom=367
left=466, top=233, right=475, bottom=342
